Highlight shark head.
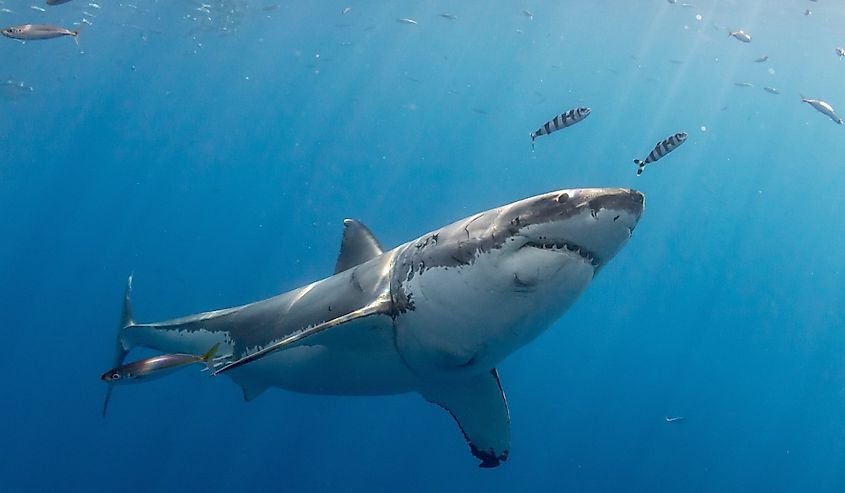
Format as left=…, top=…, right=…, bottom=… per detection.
left=391, top=188, right=644, bottom=378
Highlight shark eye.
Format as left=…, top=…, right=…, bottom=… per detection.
left=557, top=193, right=569, bottom=203
left=111, top=373, right=121, bottom=380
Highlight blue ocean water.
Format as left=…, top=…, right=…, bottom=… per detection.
left=3, top=0, right=845, bottom=491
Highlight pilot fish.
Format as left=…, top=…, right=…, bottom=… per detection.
left=801, top=95, right=843, bottom=124
left=2, top=23, right=79, bottom=42
left=634, top=132, right=687, bottom=175
left=101, top=343, right=220, bottom=384
left=530, top=107, right=591, bottom=149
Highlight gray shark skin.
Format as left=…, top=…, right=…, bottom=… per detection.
left=110, top=187, right=644, bottom=467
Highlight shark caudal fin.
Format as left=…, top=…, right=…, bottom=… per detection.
left=102, top=274, right=135, bottom=417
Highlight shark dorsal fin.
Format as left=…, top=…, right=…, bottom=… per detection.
left=334, top=219, right=383, bottom=274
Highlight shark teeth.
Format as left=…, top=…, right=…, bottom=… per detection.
left=524, top=240, right=600, bottom=267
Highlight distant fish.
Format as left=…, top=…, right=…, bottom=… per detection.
left=101, top=344, right=220, bottom=384
left=1, top=78, right=34, bottom=98
left=341, top=6, right=351, bottom=15
left=836, top=47, right=845, bottom=58
left=521, top=9, right=533, bottom=20
left=734, top=81, right=754, bottom=87
left=30, top=5, right=46, bottom=11
left=397, top=18, right=417, bottom=25
left=801, top=95, right=843, bottom=124
left=804, top=9, right=812, bottom=16
left=665, top=416, right=686, bottom=423
left=438, top=13, right=457, bottom=20
left=728, top=29, right=752, bottom=42
left=753, top=55, right=768, bottom=63
left=667, top=0, right=677, bottom=3
left=763, top=87, right=780, bottom=95
left=46, top=0, right=73, bottom=5
left=530, top=107, right=591, bottom=149
left=2, top=23, right=80, bottom=43
left=634, top=132, right=687, bottom=175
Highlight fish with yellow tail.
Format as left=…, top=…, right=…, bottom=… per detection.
left=101, top=343, right=220, bottom=384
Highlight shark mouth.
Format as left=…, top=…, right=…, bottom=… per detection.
left=523, top=240, right=601, bottom=267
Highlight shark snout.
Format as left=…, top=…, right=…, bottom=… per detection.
left=589, top=188, right=644, bottom=218
left=537, top=188, right=645, bottom=267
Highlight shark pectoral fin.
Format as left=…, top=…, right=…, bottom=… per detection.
left=213, top=297, right=392, bottom=375
left=420, top=369, right=510, bottom=468
left=334, top=219, right=384, bottom=274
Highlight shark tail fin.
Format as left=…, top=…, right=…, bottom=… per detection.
left=102, top=274, right=135, bottom=418
left=201, top=343, right=221, bottom=372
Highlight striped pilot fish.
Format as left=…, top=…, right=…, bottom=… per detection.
left=530, top=107, right=591, bottom=149
left=634, top=132, right=687, bottom=175
left=101, top=343, right=220, bottom=384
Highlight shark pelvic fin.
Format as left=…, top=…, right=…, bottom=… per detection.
left=420, top=369, right=510, bottom=468
left=334, top=219, right=384, bottom=274
left=213, top=296, right=393, bottom=376
left=239, top=381, right=270, bottom=402
left=103, top=274, right=135, bottom=418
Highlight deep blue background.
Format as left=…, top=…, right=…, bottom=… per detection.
left=2, top=1, right=845, bottom=491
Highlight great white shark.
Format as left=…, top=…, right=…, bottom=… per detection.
left=106, top=187, right=644, bottom=467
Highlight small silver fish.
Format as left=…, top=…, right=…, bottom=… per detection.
left=805, top=9, right=811, bottom=16
left=30, top=5, right=46, bottom=11
left=2, top=23, right=79, bottom=42
left=836, top=47, right=845, bottom=58
left=397, top=18, right=417, bottom=25
left=634, top=132, right=687, bottom=175
left=801, top=95, right=843, bottom=124
left=522, top=9, right=533, bottom=20
left=665, top=416, right=686, bottom=423
left=729, top=30, right=752, bottom=42
left=530, top=107, right=591, bottom=149
left=46, top=0, right=73, bottom=4
left=753, top=55, right=768, bottom=63
left=341, top=6, right=351, bottom=15
left=763, top=87, right=780, bottom=95
left=438, top=13, right=457, bottom=20
left=734, top=81, right=754, bottom=87
left=101, top=344, right=220, bottom=383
